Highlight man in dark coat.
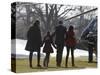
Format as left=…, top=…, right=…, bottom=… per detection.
left=25, top=20, right=42, bottom=68
left=52, top=21, right=66, bottom=67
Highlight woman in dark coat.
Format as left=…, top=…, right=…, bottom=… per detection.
left=25, top=20, right=42, bottom=68
left=65, top=26, right=76, bottom=67
left=42, top=31, right=56, bottom=68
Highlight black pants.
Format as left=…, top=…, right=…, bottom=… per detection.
left=65, top=46, right=75, bottom=67
left=43, top=53, right=50, bottom=67
left=88, top=45, right=93, bottom=62
left=29, top=50, right=40, bottom=67
left=56, top=44, right=64, bottom=67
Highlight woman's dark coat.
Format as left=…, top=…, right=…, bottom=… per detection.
left=25, top=25, right=42, bottom=52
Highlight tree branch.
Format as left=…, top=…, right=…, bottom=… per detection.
left=32, top=4, right=46, bottom=26
left=58, top=8, right=74, bottom=17
left=60, top=9, right=72, bottom=18
left=57, top=5, right=63, bottom=13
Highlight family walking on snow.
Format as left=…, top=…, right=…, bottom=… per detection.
left=25, top=20, right=77, bottom=68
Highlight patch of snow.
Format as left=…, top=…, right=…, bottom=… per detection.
left=11, top=39, right=95, bottom=58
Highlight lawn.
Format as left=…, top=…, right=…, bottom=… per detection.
left=12, top=56, right=97, bottom=73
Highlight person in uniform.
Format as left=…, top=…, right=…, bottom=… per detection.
left=86, top=31, right=95, bottom=63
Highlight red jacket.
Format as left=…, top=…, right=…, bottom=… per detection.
left=65, top=31, right=76, bottom=47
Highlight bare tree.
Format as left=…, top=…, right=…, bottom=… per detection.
left=15, top=2, right=96, bottom=39
left=31, top=3, right=74, bottom=33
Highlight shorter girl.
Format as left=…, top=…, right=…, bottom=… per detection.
left=42, top=31, right=56, bottom=68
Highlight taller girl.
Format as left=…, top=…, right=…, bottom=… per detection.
left=65, top=26, right=77, bottom=67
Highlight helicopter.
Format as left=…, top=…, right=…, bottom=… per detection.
left=76, top=16, right=97, bottom=57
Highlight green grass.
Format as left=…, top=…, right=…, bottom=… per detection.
left=12, top=56, right=97, bottom=73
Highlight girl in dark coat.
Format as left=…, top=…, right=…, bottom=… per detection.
left=25, top=20, right=42, bottom=68
left=65, top=26, right=76, bottom=67
left=42, top=31, right=56, bottom=68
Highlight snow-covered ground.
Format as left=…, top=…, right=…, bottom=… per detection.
left=11, top=39, right=95, bottom=58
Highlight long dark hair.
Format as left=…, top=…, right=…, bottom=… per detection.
left=33, top=20, right=40, bottom=27
left=68, top=25, right=74, bottom=31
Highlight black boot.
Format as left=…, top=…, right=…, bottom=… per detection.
left=29, top=52, right=33, bottom=68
